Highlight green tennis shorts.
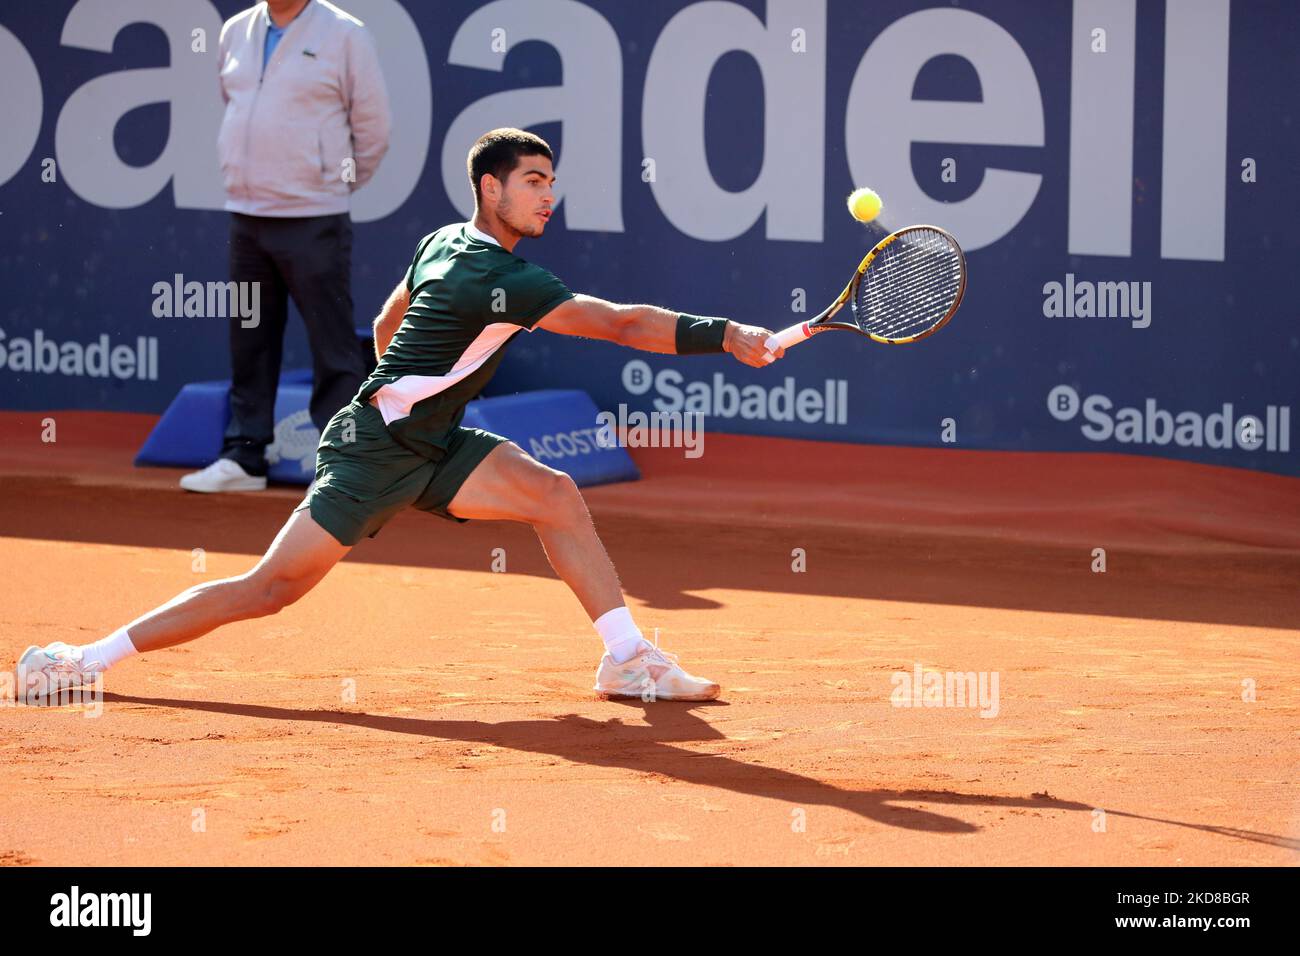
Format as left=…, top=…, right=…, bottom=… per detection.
left=294, top=400, right=508, bottom=546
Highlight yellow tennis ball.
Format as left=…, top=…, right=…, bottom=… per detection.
left=847, top=187, right=882, bottom=223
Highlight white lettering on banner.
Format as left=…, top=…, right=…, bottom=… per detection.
left=55, top=0, right=226, bottom=211
left=620, top=359, right=847, bottom=426
left=341, top=0, right=432, bottom=222
left=0, top=328, right=158, bottom=381
left=1160, top=0, right=1231, bottom=261
left=643, top=0, right=826, bottom=242
left=1068, top=0, right=1231, bottom=260
left=527, top=427, right=607, bottom=461
left=441, top=0, right=623, bottom=230
left=0, top=2, right=1232, bottom=257
left=50, top=0, right=424, bottom=220
left=1046, top=385, right=1291, bottom=454
left=846, top=9, right=1044, bottom=251
left=1068, top=0, right=1136, bottom=257
left=0, top=24, right=42, bottom=185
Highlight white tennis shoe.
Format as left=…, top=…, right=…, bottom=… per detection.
left=179, top=458, right=267, bottom=493
left=594, top=640, right=720, bottom=702
left=15, top=642, right=105, bottom=702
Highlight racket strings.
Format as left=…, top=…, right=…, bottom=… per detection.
left=867, top=256, right=955, bottom=324
left=852, top=229, right=964, bottom=340
left=860, top=244, right=959, bottom=337
left=863, top=237, right=959, bottom=335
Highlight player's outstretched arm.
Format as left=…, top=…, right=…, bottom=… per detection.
left=536, top=294, right=783, bottom=368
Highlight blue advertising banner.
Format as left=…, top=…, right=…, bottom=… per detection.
left=1, top=1, right=1297, bottom=474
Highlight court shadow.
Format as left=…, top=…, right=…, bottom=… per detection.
left=4, top=476, right=1297, bottom=628
left=102, top=692, right=1300, bottom=851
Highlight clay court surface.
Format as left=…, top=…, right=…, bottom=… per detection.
left=1, top=412, right=1297, bottom=866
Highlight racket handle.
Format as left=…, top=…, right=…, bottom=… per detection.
left=764, top=322, right=813, bottom=353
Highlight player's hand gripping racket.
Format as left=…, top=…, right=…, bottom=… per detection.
left=765, top=225, right=967, bottom=354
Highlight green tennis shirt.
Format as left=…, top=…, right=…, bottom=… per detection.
left=357, top=222, right=575, bottom=459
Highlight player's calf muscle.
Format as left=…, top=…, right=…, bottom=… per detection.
left=126, top=513, right=344, bottom=651
left=126, top=568, right=321, bottom=652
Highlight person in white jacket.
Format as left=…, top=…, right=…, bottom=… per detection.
left=183, top=0, right=391, bottom=493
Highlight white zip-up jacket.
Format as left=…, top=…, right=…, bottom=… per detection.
left=217, top=0, right=391, bottom=217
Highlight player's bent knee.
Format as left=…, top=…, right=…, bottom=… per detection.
left=528, top=469, right=586, bottom=528
left=243, top=572, right=314, bottom=618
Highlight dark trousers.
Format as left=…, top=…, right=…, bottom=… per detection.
left=221, top=212, right=366, bottom=476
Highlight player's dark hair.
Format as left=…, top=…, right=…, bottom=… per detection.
left=467, top=128, right=554, bottom=206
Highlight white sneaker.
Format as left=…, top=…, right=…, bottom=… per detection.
left=16, top=642, right=105, bottom=702
left=594, top=640, right=720, bottom=702
left=179, top=458, right=267, bottom=493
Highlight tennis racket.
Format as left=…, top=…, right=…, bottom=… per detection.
left=765, top=224, right=967, bottom=353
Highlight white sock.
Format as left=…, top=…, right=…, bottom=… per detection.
left=594, top=606, right=650, bottom=663
left=78, top=627, right=139, bottom=670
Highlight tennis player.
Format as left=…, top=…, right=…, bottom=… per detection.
left=17, top=128, right=785, bottom=703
